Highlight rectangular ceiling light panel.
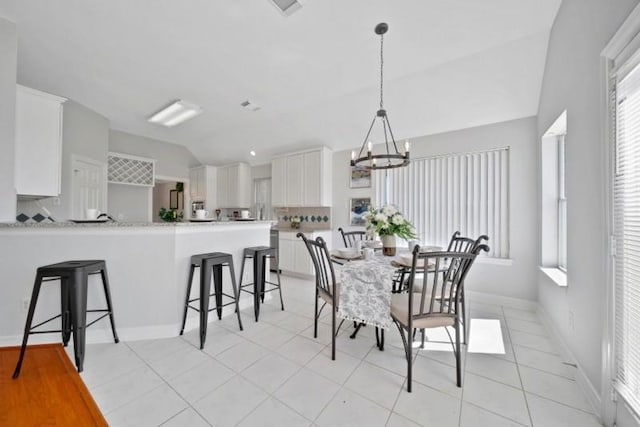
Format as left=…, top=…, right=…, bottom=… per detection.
left=148, top=100, right=202, bottom=127
left=269, top=0, right=302, bottom=16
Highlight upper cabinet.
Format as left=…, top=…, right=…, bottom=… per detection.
left=189, top=165, right=216, bottom=210
left=272, top=147, right=332, bottom=207
left=15, top=85, right=66, bottom=197
left=217, top=163, right=251, bottom=208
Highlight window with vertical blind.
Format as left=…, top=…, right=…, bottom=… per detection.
left=613, top=61, right=640, bottom=414
left=374, top=148, right=509, bottom=258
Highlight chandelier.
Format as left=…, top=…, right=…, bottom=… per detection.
left=351, top=23, right=410, bottom=170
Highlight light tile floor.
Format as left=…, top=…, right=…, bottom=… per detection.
left=68, top=275, right=603, bottom=427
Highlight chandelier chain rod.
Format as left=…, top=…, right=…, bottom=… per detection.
left=380, top=32, right=384, bottom=110
left=384, top=114, right=402, bottom=154
left=358, top=115, right=378, bottom=158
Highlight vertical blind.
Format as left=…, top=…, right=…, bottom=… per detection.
left=374, top=148, right=510, bottom=258
left=614, top=62, right=640, bottom=413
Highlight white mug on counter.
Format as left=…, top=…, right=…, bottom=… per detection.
left=195, top=209, right=209, bottom=219
left=86, top=208, right=100, bottom=220
left=241, top=210, right=250, bottom=219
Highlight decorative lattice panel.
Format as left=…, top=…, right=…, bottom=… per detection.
left=108, top=153, right=155, bottom=186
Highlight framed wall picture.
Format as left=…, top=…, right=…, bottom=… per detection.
left=350, top=165, right=371, bottom=188
left=350, top=197, right=371, bottom=226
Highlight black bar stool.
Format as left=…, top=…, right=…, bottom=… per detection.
left=239, top=246, right=284, bottom=322
left=179, top=252, right=243, bottom=349
left=13, top=260, right=119, bottom=378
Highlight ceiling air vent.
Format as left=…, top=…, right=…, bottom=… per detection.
left=241, top=100, right=261, bottom=112
left=269, top=0, right=302, bottom=16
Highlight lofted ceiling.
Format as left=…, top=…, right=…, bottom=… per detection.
left=0, top=0, right=561, bottom=165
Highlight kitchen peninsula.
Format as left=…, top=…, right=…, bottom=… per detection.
left=0, top=221, right=271, bottom=345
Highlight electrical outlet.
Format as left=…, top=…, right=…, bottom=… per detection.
left=22, top=299, right=29, bottom=311
left=52, top=197, right=60, bottom=206
left=568, top=310, right=575, bottom=331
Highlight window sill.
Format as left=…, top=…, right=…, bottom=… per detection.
left=477, top=257, right=513, bottom=266
left=540, top=267, right=567, bottom=287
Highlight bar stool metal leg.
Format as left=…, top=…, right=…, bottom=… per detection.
left=70, top=270, right=89, bottom=372
left=61, top=277, right=71, bottom=346
left=226, top=259, right=244, bottom=331
left=13, top=272, right=44, bottom=379
left=100, top=265, right=119, bottom=343
left=180, top=264, right=196, bottom=335
left=212, top=264, right=224, bottom=320
left=199, top=260, right=213, bottom=350
left=253, top=254, right=264, bottom=321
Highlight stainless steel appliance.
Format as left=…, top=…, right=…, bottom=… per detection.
left=191, top=201, right=204, bottom=217
left=270, top=227, right=279, bottom=272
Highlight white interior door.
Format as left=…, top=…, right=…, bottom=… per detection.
left=72, top=155, right=106, bottom=219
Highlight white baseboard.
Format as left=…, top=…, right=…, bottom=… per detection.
left=536, top=304, right=603, bottom=420
left=0, top=293, right=264, bottom=346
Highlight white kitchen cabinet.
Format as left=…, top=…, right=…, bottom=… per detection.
left=271, top=156, right=286, bottom=207
left=286, top=154, right=304, bottom=207
left=216, top=167, right=229, bottom=207
left=271, top=147, right=332, bottom=207
left=189, top=167, right=205, bottom=200
left=217, top=163, right=251, bottom=208
left=279, top=230, right=332, bottom=276
left=189, top=166, right=217, bottom=210
left=15, top=85, right=66, bottom=197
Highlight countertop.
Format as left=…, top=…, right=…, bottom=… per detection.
left=0, top=220, right=275, bottom=228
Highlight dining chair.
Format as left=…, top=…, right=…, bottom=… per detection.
left=391, top=243, right=489, bottom=392
left=445, top=231, right=489, bottom=343
left=338, top=227, right=372, bottom=248
left=297, top=232, right=345, bottom=360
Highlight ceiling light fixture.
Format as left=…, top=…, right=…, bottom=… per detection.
left=269, top=0, right=302, bottom=16
left=250, top=150, right=256, bottom=156
left=148, top=100, right=202, bottom=127
left=351, top=23, right=410, bottom=170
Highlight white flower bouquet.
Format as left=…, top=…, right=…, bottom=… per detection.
left=363, top=205, right=416, bottom=240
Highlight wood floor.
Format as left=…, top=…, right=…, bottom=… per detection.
left=0, top=343, right=107, bottom=426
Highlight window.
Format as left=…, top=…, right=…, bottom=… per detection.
left=557, top=135, right=567, bottom=271
left=613, top=61, right=640, bottom=414
left=541, top=111, right=567, bottom=275
left=374, top=148, right=510, bottom=258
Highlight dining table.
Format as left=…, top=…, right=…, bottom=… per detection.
left=331, top=245, right=442, bottom=350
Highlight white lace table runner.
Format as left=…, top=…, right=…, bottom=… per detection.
left=335, top=257, right=398, bottom=329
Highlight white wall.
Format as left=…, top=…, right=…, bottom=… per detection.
left=0, top=17, right=17, bottom=221
left=536, top=0, right=639, bottom=413
left=332, top=117, right=539, bottom=301
left=107, top=184, right=151, bottom=222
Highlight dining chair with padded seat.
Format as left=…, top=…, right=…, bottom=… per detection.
left=409, top=231, right=489, bottom=342
left=391, top=243, right=489, bottom=392
left=338, top=227, right=373, bottom=248
left=445, top=231, right=489, bottom=343
left=297, top=232, right=345, bottom=360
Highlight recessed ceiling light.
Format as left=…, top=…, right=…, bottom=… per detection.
left=250, top=150, right=256, bottom=157
left=148, top=100, right=202, bottom=127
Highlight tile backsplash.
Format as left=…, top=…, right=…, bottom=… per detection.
left=274, top=207, right=331, bottom=231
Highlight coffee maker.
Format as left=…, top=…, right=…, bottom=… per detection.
left=191, top=201, right=204, bottom=217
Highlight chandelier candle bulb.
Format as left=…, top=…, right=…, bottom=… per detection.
left=367, top=141, right=373, bottom=153
left=351, top=150, right=356, bottom=160
left=404, top=140, right=410, bottom=154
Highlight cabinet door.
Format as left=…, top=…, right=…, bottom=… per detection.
left=293, top=239, right=313, bottom=275
left=226, top=165, right=239, bottom=208
left=271, top=157, right=287, bottom=207
left=236, top=163, right=251, bottom=208
left=286, top=154, right=304, bottom=206
left=189, top=168, right=201, bottom=199
left=15, top=86, right=65, bottom=196
left=303, top=150, right=322, bottom=206
left=217, top=167, right=229, bottom=208
left=279, top=238, right=294, bottom=271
